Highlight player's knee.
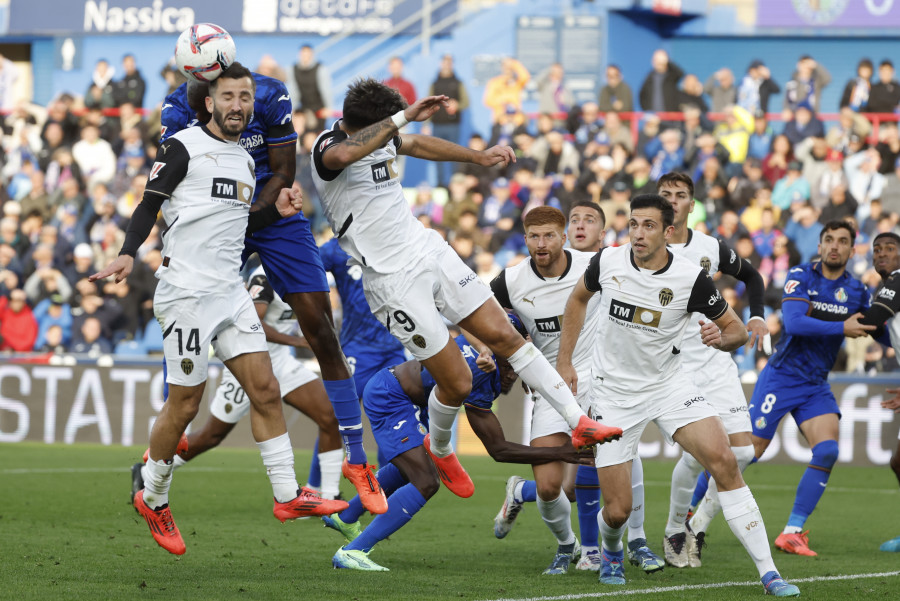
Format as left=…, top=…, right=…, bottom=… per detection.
left=441, top=378, right=472, bottom=405
left=706, top=452, right=739, bottom=484
left=536, top=481, right=562, bottom=502
left=810, top=440, right=838, bottom=469
left=418, top=475, right=441, bottom=499
left=680, top=451, right=703, bottom=473
left=603, top=504, right=631, bottom=529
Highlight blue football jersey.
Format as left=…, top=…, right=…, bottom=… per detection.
left=421, top=335, right=501, bottom=411
left=319, top=238, right=404, bottom=352
left=159, top=73, right=297, bottom=202
left=769, top=262, right=869, bottom=382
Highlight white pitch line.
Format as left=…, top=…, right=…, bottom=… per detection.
left=475, top=570, right=900, bottom=601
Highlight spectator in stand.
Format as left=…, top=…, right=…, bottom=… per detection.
left=553, top=167, right=588, bottom=216
left=410, top=182, right=443, bottom=225
left=23, top=240, right=72, bottom=298
left=714, top=104, right=754, bottom=170
left=840, top=58, right=873, bottom=112
left=70, top=315, right=112, bottom=355
left=100, top=277, right=144, bottom=340
left=738, top=60, right=780, bottom=114
left=695, top=157, right=732, bottom=218
left=881, top=157, right=900, bottom=215
left=867, top=59, right=900, bottom=114
left=772, top=160, right=810, bottom=209
left=795, top=135, right=830, bottom=194
left=72, top=124, right=117, bottom=190
left=760, top=234, right=801, bottom=307
left=36, top=323, right=66, bottom=354
left=0, top=52, right=20, bottom=112
left=704, top=68, right=737, bottom=113
left=687, top=132, right=728, bottom=182
left=860, top=198, right=888, bottom=238
left=428, top=54, right=469, bottom=187
left=598, top=64, right=633, bottom=113
left=113, top=54, right=145, bottom=108
left=2, top=217, right=25, bottom=260
left=783, top=55, right=830, bottom=112
left=33, top=292, right=72, bottom=348
left=740, top=186, right=779, bottom=231
left=477, top=178, right=520, bottom=233
left=458, top=133, right=502, bottom=195
left=522, top=175, right=562, bottom=215
left=86, top=59, right=116, bottom=109
left=531, top=129, right=579, bottom=177
left=819, top=183, right=858, bottom=224
left=116, top=103, right=148, bottom=149
left=82, top=105, right=119, bottom=147
left=784, top=203, right=823, bottom=263
left=639, top=49, right=684, bottom=112
left=602, top=207, right=630, bottom=247
left=570, top=102, right=603, bottom=151
left=602, top=110, right=633, bottom=153
left=383, top=56, right=416, bottom=107
left=636, top=112, right=661, bottom=156
left=783, top=102, right=825, bottom=146
left=71, top=279, right=122, bottom=343
left=751, top=206, right=782, bottom=258
left=729, top=157, right=767, bottom=210
left=488, top=106, right=529, bottom=150
left=291, top=45, right=332, bottom=131
left=844, top=147, right=886, bottom=219
left=876, top=122, right=900, bottom=175
left=36, top=122, right=66, bottom=174
left=0, top=288, right=37, bottom=351
left=748, top=110, right=774, bottom=161
left=717, top=209, right=748, bottom=248
left=442, top=173, right=479, bottom=231
left=255, top=54, right=287, bottom=82
left=536, top=63, right=574, bottom=118
left=646, top=128, right=685, bottom=180
left=43, top=94, right=80, bottom=147
left=484, top=57, right=530, bottom=123
left=679, top=74, right=709, bottom=113
left=735, top=233, right=762, bottom=270
left=599, top=179, right=632, bottom=219
left=160, top=57, right=187, bottom=96
left=63, top=242, right=97, bottom=288
left=827, top=106, right=873, bottom=154
left=812, top=148, right=848, bottom=210
left=681, top=105, right=711, bottom=158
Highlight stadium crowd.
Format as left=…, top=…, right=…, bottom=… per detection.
left=0, top=49, right=898, bottom=374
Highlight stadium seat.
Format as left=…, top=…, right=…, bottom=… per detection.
left=114, top=339, right=146, bottom=357
left=143, top=321, right=165, bottom=353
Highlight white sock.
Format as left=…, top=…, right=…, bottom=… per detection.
left=257, top=432, right=300, bottom=503
left=719, top=486, right=777, bottom=578
left=318, top=448, right=344, bottom=499
left=627, top=456, right=646, bottom=542
left=666, top=451, right=703, bottom=536
left=536, top=490, right=576, bottom=546
left=172, top=455, right=187, bottom=470
left=599, top=511, right=626, bottom=553
left=142, top=457, right=174, bottom=509
left=690, top=445, right=755, bottom=534
left=507, top=342, right=583, bottom=429
left=427, top=388, right=460, bottom=457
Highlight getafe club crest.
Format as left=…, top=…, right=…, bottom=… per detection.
left=659, top=288, right=674, bottom=307
left=834, top=287, right=848, bottom=302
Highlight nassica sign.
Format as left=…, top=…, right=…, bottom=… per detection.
left=757, top=0, right=900, bottom=28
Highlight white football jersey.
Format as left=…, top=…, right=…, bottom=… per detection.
left=872, top=268, right=900, bottom=356
left=491, top=250, right=599, bottom=371
left=148, top=126, right=256, bottom=291
left=311, top=123, right=440, bottom=274
left=668, top=229, right=743, bottom=373
left=247, top=265, right=297, bottom=363
left=583, top=244, right=729, bottom=402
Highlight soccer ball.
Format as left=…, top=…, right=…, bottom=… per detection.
left=174, top=23, right=236, bottom=83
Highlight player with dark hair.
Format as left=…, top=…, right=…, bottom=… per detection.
left=557, top=194, right=799, bottom=595
left=159, top=49, right=386, bottom=513
left=312, top=79, right=621, bottom=501
left=92, top=62, right=348, bottom=555
left=748, top=220, right=872, bottom=557
left=567, top=200, right=606, bottom=252
left=322, top=327, right=591, bottom=571
left=656, top=171, right=768, bottom=568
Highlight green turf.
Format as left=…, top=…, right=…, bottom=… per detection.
left=2, top=443, right=899, bottom=600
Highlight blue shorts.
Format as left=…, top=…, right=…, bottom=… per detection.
left=748, top=365, right=840, bottom=440
left=363, top=370, right=428, bottom=463
left=345, top=342, right=408, bottom=399
left=242, top=212, right=329, bottom=298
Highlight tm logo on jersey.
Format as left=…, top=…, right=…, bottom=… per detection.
left=535, top=316, right=562, bottom=333
left=609, top=299, right=662, bottom=330
left=371, top=159, right=398, bottom=187
left=211, top=178, right=253, bottom=204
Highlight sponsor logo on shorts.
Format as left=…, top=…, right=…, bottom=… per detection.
left=412, top=334, right=427, bottom=349
left=459, top=273, right=477, bottom=287
left=393, top=420, right=407, bottom=430
left=700, top=256, right=711, bottom=273
left=181, top=358, right=194, bottom=375
left=534, top=316, right=561, bottom=333
left=729, top=405, right=748, bottom=413
left=684, top=395, right=704, bottom=408
left=659, top=288, right=674, bottom=307
left=609, top=298, right=662, bottom=330
left=755, top=416, right=767, bottom=430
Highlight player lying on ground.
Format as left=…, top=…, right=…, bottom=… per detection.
left=311, top=79, right=622, bottom=501
left=557, top=194, right=799, bottom=596
left=91, top=63, right=347, bottom=556
left=322, top=329, right=592, bottom=571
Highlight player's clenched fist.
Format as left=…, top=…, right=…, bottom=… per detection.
left=699, top=319, right=723, bottom=348
left=276, top=183, right=303, bottom=218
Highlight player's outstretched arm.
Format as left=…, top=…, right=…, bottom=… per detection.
left=465, top=409, right=593, bottom=465
left=703, top=306, right=750, bottom=352
left=399, top=133, right=516, bottom=169
left=89, top=191, right=166, bottom=284
left=557, top=277, right=594, bottom=395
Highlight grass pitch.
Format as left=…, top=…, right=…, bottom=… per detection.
left=2, top=442, right=899, bottom=600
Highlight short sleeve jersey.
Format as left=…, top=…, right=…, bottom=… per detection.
left=491, top=250, right=599, bottom=371
left=582, top=244, right=729, bottom=400
left=669, top=229, right=744, bottom=373
left=769, top=262, right=869, bottom=383
left=247, top=265, right=296, bottom=362
left=319, top=237, right=405, bottom=352
left=160, top=74, right=296, bottom=202
left=311, top=122, right=440, bottom=274
left=148, top=126, right=256, bottom=291
left=421, top=335, right=501, bottom=411
left=872, top=269, right=900, bottom=356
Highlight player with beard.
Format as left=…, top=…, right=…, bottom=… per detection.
left=748, top=221, right=872, bottom=557
left=92, top=63, right=348, bottom=555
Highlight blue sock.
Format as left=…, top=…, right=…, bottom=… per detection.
left=339, top=463, right=408, bottom=523
left=377, top=446, right=390, bottom=470
left=307, top=437, right=321, bottom=489
left=575, top=465, right=601, bottom=548
left=787, top=440, right=838, bottom=530
left=345, top=483, right=427, bottom=553
left=519, top=479, right=537, bottom=503
left=690, top=471, right=711, bottom=508
left=323, top=379, right=366, bottom=464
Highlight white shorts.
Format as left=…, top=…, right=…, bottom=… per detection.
left=154, top=281, right=268, bottom=387
left=692, top=362, right=752, bottom=436
left=363, top=239, right=493, bottom=361
left=590, top=374, right=719, bottom=468
left=209, top=352, right=319, bottom=424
